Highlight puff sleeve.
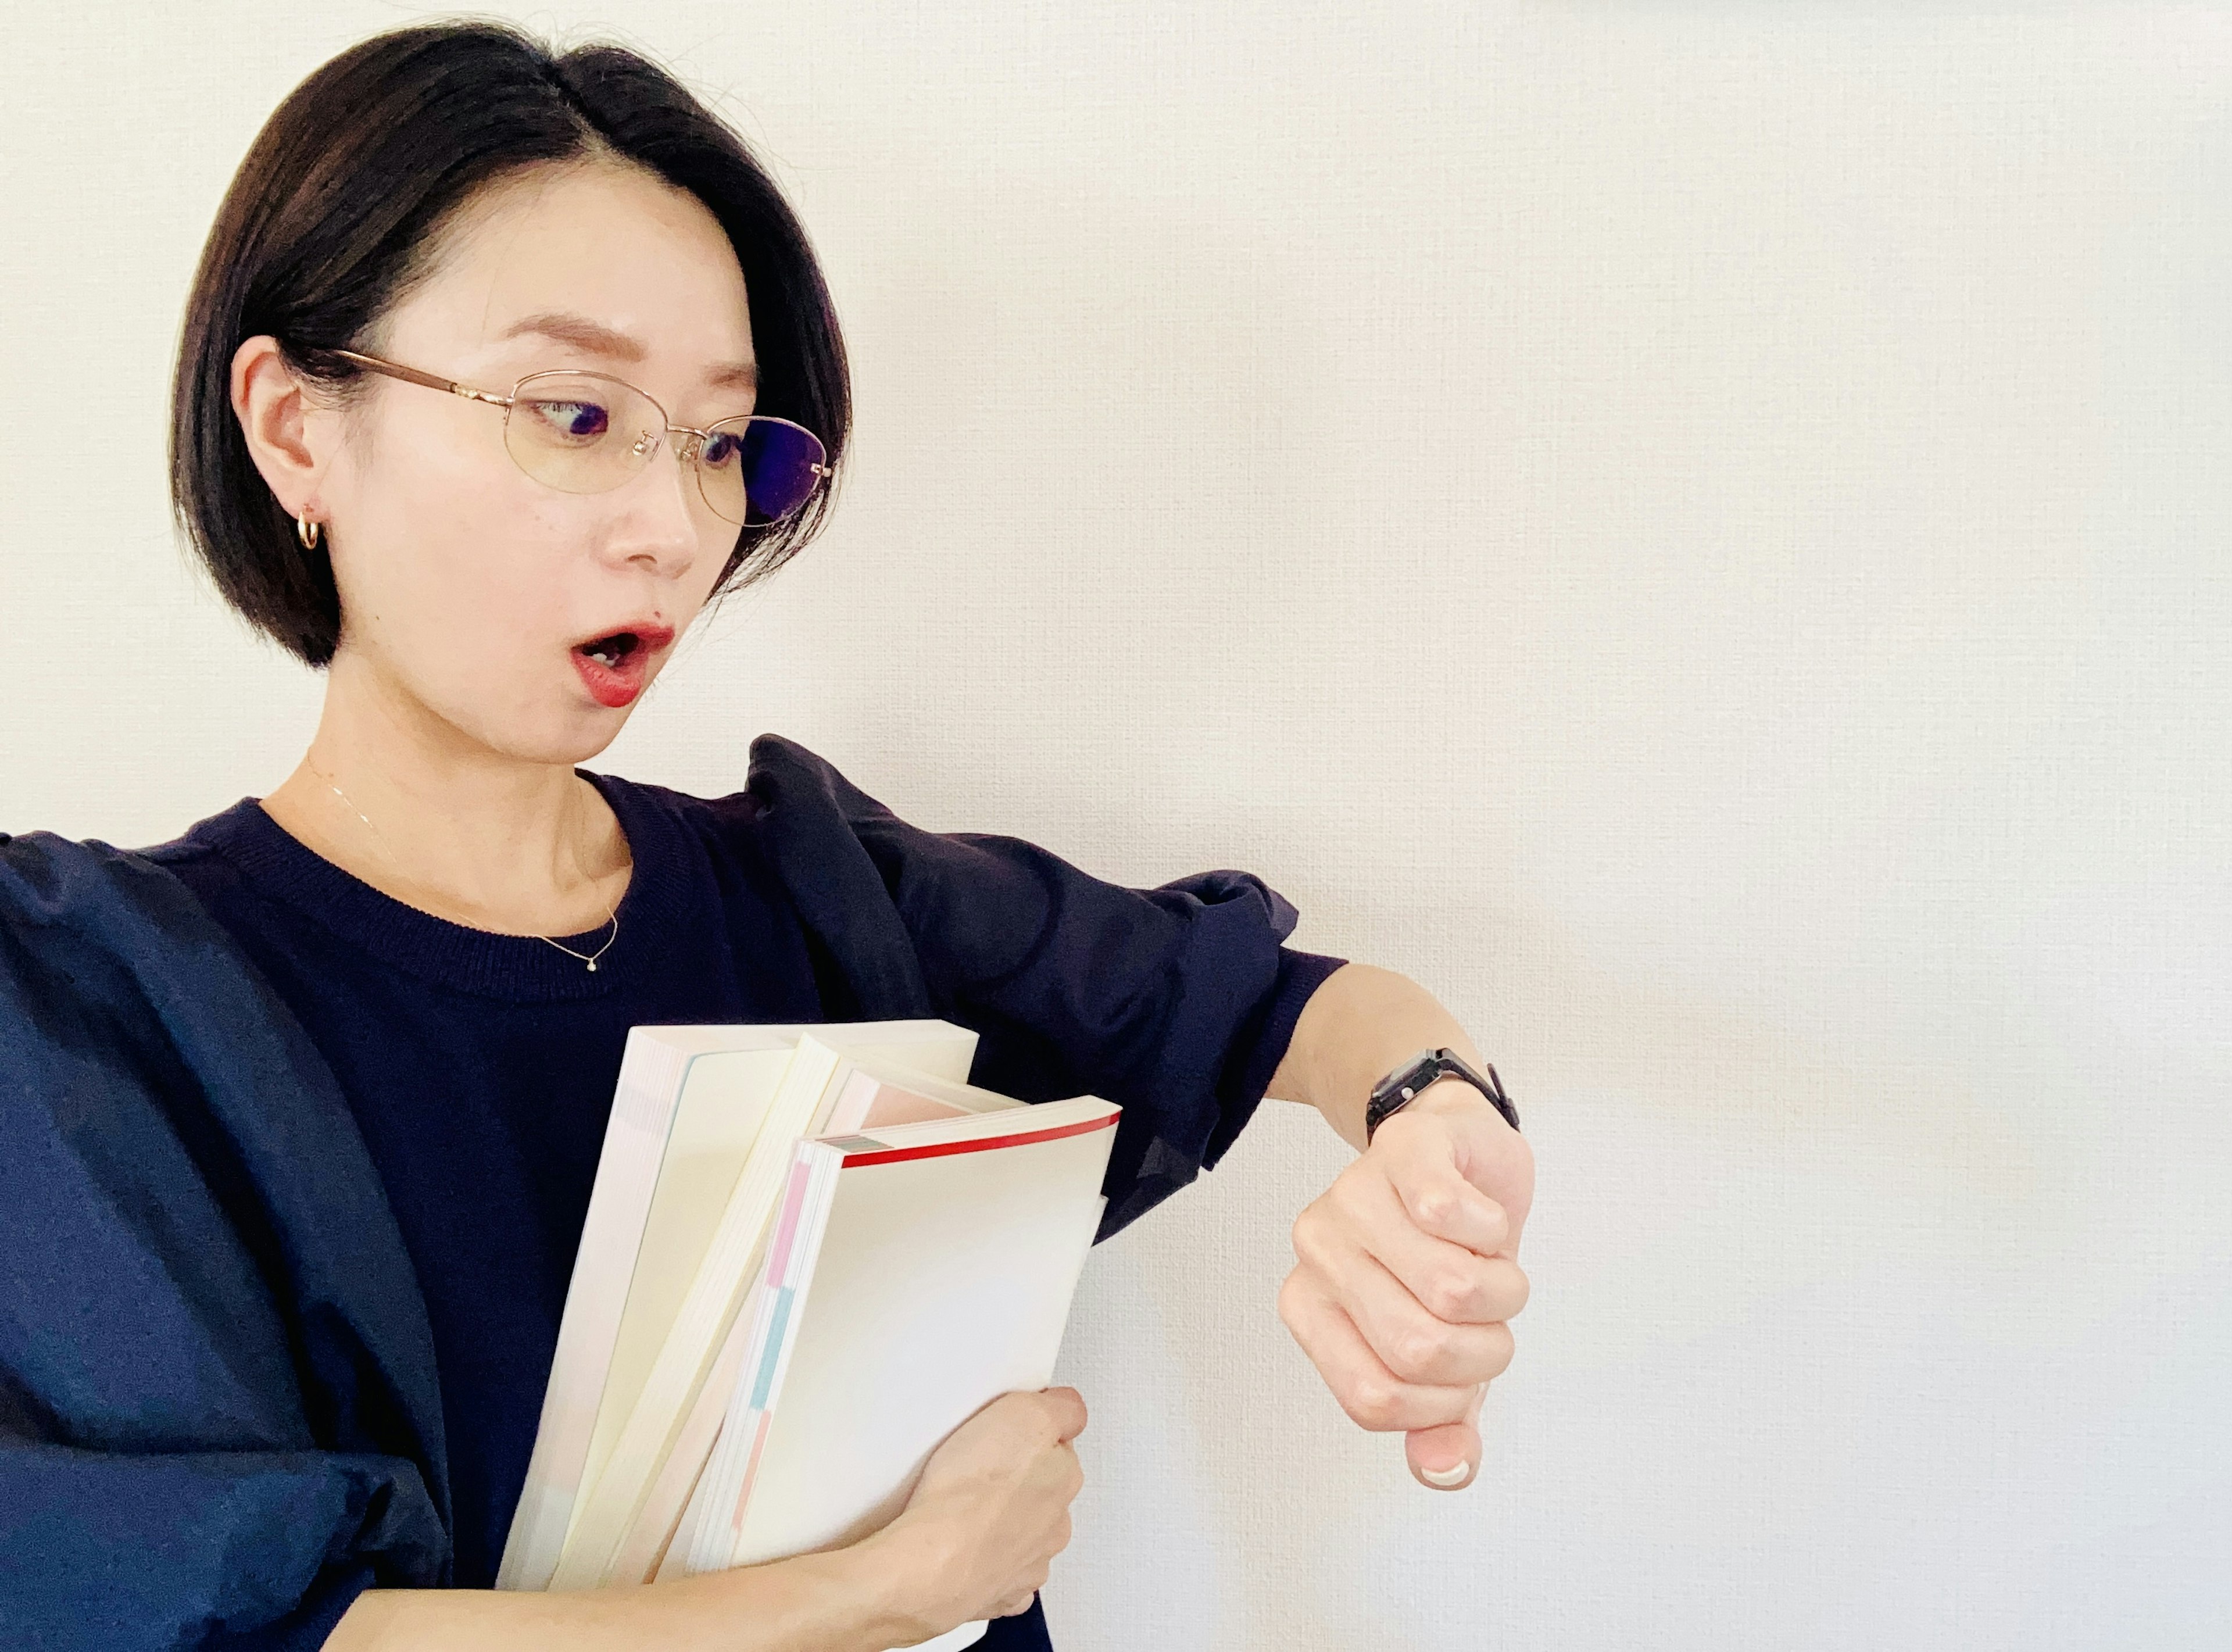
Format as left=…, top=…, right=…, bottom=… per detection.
left=738, top=734, right=1349, bottom=1239
left=0, top=833, right=450, bottom=1651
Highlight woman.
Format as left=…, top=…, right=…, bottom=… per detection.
left=0, top=19, right=1533, bottom=1652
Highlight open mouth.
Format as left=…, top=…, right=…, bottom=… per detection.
left=580, top=631, right=642, bottom=670
left=570, top=623, right=674, bottom=709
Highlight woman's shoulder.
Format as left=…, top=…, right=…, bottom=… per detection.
left=589, top=731, right=910, bottom=867
left=134, top=798, right=261, bottom=857
left=0, top=825, right=230, bottom=943
left=110, top=798, right=306, bottom=929
left=588, top=736, right=940, bottom=1025
left=596, top=732, right=890, bottom=817
left=0, top=826, right=313, bottom=1056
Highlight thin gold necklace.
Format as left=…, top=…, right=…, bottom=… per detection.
left=305, top=760, right=621, bottom=972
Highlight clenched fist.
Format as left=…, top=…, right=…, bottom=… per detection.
left=1278, top=1078, right=1533, bottom=1489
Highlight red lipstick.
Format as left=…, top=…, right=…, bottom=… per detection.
left=570, top=621, right=676, bottom=709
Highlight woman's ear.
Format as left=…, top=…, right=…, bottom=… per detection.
left=230, top=335, right=333, bottom=519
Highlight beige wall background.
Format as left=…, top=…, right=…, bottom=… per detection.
left=5, top=3, right=2228, bottom=1647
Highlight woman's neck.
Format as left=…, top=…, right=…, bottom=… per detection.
left=260, top=659, right=632, bottom=938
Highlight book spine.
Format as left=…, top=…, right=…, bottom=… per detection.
left=685, top=1140, right=844, bottom=1575
left=568, top=1039, right=842, bottom=1582
left=496, top=1034, right=688, bottom=1592
left=603, top=1276, right=761, bottom=1584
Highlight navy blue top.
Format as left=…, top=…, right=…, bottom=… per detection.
left=140, top=756, right=1344, bottom=1649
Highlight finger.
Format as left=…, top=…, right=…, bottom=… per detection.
left=1278, top=1271, right=1480, bottom=1433
left=1049, top=1440, right=1084, bottom=1503
left=1379, top=1099, right=1537, bottom=1257
left=1036, top=1385, right=1088, bottom=1442
left=1450, top=1113, right=1535, bottom=1255
left=1370, top=1111, right=1512, bottom=1256
left=1315, top=1241, right=1518, bottom=1387
left=1405, top=1383, right=1486, bottom=1490
left=1314, top=1168, right=1529, bottom=1326
left=1486, top=1132, right=1534, bottom=1256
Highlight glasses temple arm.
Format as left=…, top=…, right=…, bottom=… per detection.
left=324, top=348, right=512, bottom=406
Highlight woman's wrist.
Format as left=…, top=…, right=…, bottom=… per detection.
left=1268, top=963, right=1489, bottom=1153
left=842, top=1514, right=967, bottom=1646
left=635, top=1543, right=937, bottom=1652
left=778, top=1529, right=956, bottom=1650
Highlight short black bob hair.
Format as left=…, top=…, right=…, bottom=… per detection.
left=171, top=20, right=850, bottom=668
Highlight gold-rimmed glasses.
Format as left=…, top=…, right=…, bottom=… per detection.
left=321, top=347, right=831, bottom=527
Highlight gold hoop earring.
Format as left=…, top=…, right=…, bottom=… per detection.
left=296, top=509, right=322, bottom=550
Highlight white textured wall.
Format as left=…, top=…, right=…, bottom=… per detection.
left=6, top=5, right=2229, bottom=1647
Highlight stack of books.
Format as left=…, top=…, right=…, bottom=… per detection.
left=495, top=1020, right=1118, bottom=1652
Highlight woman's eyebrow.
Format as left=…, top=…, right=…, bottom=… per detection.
left=706, top=358, right=760, bottom=394
left=499, top=309, right=641, bottom=358
left=496, top=310, right=759, bottom=393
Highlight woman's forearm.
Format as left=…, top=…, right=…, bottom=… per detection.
left=1265, top=962, right=1489, bottom=1152
left=323, top=1524, right=940, bottom=1652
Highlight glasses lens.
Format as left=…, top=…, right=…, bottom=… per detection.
left=696, top=417, right=827, bottom=527
left=503, top=373, right=663, bottom=495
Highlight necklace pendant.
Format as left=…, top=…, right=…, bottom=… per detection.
left=587, top=960, right=598, bottom=972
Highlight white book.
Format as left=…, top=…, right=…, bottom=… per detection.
left=498, top=1020, right=977, bottom=1592
left=550, top=1032, right=866, bottom=1586
left=563, top=1027, right=984, bottom=1564
left=670, top=1095, right=1119, bottom=1631
left=603, top=1056, right=1032, bottom=1585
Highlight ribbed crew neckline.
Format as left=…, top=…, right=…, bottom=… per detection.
left=170, top=770, right=698, bottom=1003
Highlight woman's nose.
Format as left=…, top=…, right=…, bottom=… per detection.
left=602, top=430, right=705, bottom=576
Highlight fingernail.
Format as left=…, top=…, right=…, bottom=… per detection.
left=1419, top=1460, right=1472, bottom=1488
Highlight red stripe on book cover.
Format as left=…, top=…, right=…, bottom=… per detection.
left=837, top=1110, right=1118, bottom=1168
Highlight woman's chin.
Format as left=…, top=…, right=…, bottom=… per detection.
left=533, top=703, right=638, bottom=767
left=336, top=651, right=653, bottom=771
left=441, top=693, right=638, bottom=772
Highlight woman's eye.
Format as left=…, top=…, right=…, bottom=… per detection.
left=525, top=399, right=610, bottom=439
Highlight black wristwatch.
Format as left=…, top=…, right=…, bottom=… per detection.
left=1364, top=1047, right=1520, bottom=1143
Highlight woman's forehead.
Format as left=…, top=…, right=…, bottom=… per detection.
left=387, top=160, right=755, bottom=381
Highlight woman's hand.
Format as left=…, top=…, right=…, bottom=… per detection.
left=1278, top=1077, right=1534, bottom=1490
left=868, top=1386, right=1089, bottom=1633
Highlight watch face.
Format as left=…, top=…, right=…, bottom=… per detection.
left=1368, top=1053, right=1447, bottom=1133
left=1382, top=1052, right=1448, bottom=1099
left=1367, top=1048, right=1520, bottom=1139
